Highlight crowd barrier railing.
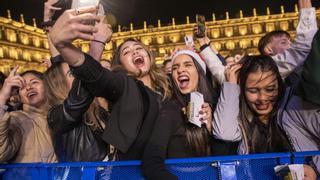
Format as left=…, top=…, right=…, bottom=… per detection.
left=0, top=151, right=319, bottom=180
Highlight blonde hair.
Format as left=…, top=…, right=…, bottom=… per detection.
left=44, top=62, right=105, bottom=131
left=112, top=38, right=171, bottom=100
left=44, top=62, right=69, bottom=107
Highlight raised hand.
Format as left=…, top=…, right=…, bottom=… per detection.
left=41, top=58, right=52, bottom=68
left=0, top=66, right=25, bottom=105
left=93, top=15, right=113, bottom=43
left=50, top=6, right=99, bottom=48
left=225, top=63, right=242, bottom=84
left=193, top=26, right=210, bottom=46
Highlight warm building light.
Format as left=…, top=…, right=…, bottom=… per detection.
left=266, top=23, right=275, bottom=32
left=239, top=26, right=247, bottom=36
left=225, top=27, right=233, bottom=37
left=252, top=24, right=262, bottom=34
left=156, top=35, right=164, bottom=44
left=33, top=36, right=40, bottom=47
left=23, top=51, right=31, bottom=61
left=211, top=29, right=220, bottom=38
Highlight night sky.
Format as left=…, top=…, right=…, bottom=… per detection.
left=1, top=0, right=319, bottom=29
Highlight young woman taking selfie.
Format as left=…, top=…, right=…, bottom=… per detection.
left=49, top=7, right=170, bottom=160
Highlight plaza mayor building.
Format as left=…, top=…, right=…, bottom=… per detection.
left=0, top=5, right=319, bottom=74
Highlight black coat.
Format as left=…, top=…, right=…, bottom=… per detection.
left=142, top=99, right=239, bottom=180
left=48, top=79, right=109, bottom=162
left=70, top=54, right=161, bottom=160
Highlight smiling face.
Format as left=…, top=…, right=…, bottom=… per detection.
left=172, top=54, right=199, bottom=94
left=266, top=35, right=291, bottom=55
left=119, top=41, right=151, bottom=77
left=19, top=73, right=46, bottom=108
left=245, top=70, right=278, bottom=119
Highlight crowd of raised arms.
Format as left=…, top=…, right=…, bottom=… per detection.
left=0, top=0, right=319, bottom=179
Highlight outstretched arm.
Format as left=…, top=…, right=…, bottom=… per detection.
left=43, top=0, right=61, bottom=57
left=212, top=64, right=242, bottom=141
left=50, top=7, right=125, bottom=102
left=49, top=7, right=99, bottom=67
left=195, top=27, right=226, bottom=85
left=273, top=0, right=318, bottom=78
left=88, top=15, right=113, bottom=61
left=48, top=79, right=94, bottom=134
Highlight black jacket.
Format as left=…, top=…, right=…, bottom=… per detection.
left=48, top=79, right=109, bottom=162
left=142, top=99, right=239, bottom=180
left=70, top=54, right=161, bottom=160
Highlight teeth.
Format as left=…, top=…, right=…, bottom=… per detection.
left=27, top=92, right=37, bottom=97
left=178, top=75, right=189, bottom=81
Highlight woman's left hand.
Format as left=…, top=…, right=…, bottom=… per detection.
left=199, top=102, right=212, bottom=132
left=93, top=15, right=113, bottom=43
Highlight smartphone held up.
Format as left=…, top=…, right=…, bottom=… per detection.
left=72, top=0, right=100, bottom=25
left=71, top=0, right=99, bottom=10
left=196, top=15, right=206, bottom=38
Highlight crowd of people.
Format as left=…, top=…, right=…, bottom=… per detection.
left=0, top=0, right=319, bottom=179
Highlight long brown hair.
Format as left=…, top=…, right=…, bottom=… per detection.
left=44, top=62, right=105, bottom=131
left=172, top=57, right=213, bottom=156
left=238, top=55, right=291, bottom=153
left=44, top=62, right=69, bottom=107
left=112, top=38, right=171, bottom=100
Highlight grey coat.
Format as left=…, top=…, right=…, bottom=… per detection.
left=212, top=82, right=320, bottom=173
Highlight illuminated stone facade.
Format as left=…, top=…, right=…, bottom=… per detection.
left=0, top=6, right=319, bottom=73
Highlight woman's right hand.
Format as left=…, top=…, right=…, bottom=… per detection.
left=193, top=26, right=210, bottom=46
left=0, top=66, right=25, bottom=105
left=49, top=6, right=99, bottom=49
left=225, top=63, right=242, bottom=84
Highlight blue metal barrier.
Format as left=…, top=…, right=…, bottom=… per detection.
left=0, top=152, right=318, bottom=180
left=292, top=151, right=320, bottom=164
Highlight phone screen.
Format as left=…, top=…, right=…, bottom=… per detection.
left=72, top=0, right=99, bottom=25
left=71, top=0, right=99, bottom=9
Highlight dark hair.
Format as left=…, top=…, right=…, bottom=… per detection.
left=162, top=59, right=172, bottom=66
left=20, top=70, right=44, bottom=80
left=258, top=30, right=291, bottom=55
left=172, top=56, right=214, bottom=156
left=238, top=55, right=290, bottom=153
left=20, top=70, right=48, bottom=110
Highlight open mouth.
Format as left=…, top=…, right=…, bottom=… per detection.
left=133, top=57, right=145, bottom=68
left=27, top=91, right=38, bottom=98
left=177, top=75, right=190, bottom=90
left=255, top=103, right=269, bottom=111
